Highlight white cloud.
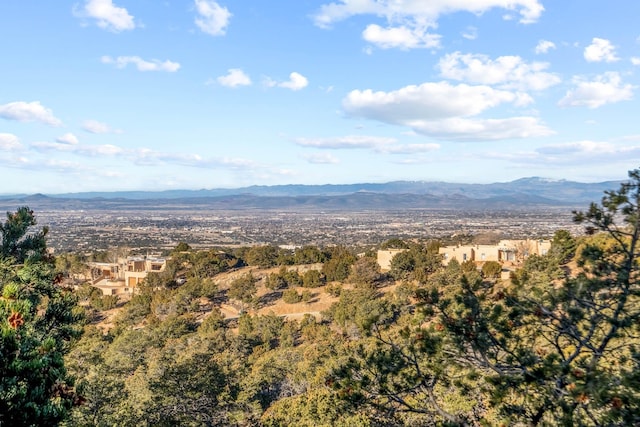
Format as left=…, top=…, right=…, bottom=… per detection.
left=304, top=153, right=340, bottom=164
left=362, top=24, right=440, bottom=49
left=343, top=81, right=529, bottom=122
left=0, top=133, right=23, bottom=151
left=295, top=135, right=397, bottom=149
left=438, top=52, right=561, bottom=91
left=56, top=133, right=79, bottom=145
left=535, top=39, right=555, bottom=54
left=559, top=72, right=634, bottom=109
left=313, top=0, right=544, bottom=29
left=631, top=57, right=640, bottom=66
left=266, top=72, right=309, bottom=91
left=82, top=119, right=119, bottom=134
left=408, top=116, right=553, bottom=141
left=31, top=141, right=124, bottom=156
left=217, top=68, right=252, bottom=87
left=194, top=0, right=231, bottom=36
left=342, top=82, right=552, bottom=140
left=295, top=135, right=441, bottom=153
left=101, top=55, right=180, bottom=72
left=0, top=101, right=62, bottom=126
left=75, top=0, right=135, bottom=32
left=584, top=38, right=619, bottom=62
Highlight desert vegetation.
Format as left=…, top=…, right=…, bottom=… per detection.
left=3, top=170, right=640, bottom=426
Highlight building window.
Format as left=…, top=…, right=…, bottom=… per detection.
left=463, top=253, right=467, bottom=261
left=481, top=253, right=486, bottom=260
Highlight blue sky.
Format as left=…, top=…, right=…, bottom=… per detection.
left=2, top=1, right=640, bottom=194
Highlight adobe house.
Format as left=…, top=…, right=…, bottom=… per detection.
left=88, top=255, right=168, bottom=296
left=439, top=239, right=551, bottom=266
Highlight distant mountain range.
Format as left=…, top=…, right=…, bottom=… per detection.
left=0, top=177, right=621, bottom=211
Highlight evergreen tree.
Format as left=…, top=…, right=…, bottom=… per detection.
left=0, top=207, right=84, bottom=426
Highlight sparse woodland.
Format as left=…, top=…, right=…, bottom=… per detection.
left=3, top=170, right=640, bottom=426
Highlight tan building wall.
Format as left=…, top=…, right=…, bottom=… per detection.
left=439, top=239, right=551, bottom=265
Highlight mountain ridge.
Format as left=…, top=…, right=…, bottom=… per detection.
left=0, top=176, right=621, bottom=201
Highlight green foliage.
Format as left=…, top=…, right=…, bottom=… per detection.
left=302, top=269, right=324, bottom=288
left=481, top=260, right=502, bottom=279
left=330, top=168, right=640, bottom=426
left=0, top=208, right=84, bottom=426
left=348, top=256, right=381, bottom=287
left=389, top=242, right=442, bottom=282
left=548, top=228, right=577, bottom=264
left=228, top=272, right=258, bottom=308
left=266, top=266, right=303, bottom=291
left=293, top=245, right=327, bottom=264
left=282, top=289, right=302, bottom=304
left=245, top=245, right=280, bottom=268
left=0, top=207, right=49, bottom=263
left=322, top=246, right=356, bottom=282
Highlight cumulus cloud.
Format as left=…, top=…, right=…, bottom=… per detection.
left=438, top=52, right=561, bottom=91
left=631, top=57, right=640, bottom=66
left=342, top=82, right=551, bottom=140
left=194, top=0, right=231, bottom=36
left=304, top=153, right=340, bottom=164
left=101, top=55, right=181, bottom=72
left=74, top=0, right=135, bottom=32
left=584, top=38, right=619, bottom=62
left=0, top=101, right=62, bottom=126
left=56, top=133, right=79, bottom=145
left=535, top=39, right=555, bottom=54
left=343, top=81, right=530, bottom=122
left=217, top=68, right=252, bottom=87
left=559, top=72, right=634, bottom=109
left=0, top=133, right=23, bottom=151
left=362, top=24, right=440, bottom=49
left=82, top=119, right=120, bottom=134
left=313, top=0, right=544, bottom=29
left=266, top=72, right=309, bottom=90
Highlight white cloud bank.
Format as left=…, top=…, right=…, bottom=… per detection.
left=194, top=0, right=231, bottom=36
left=0, top=101, right=62, bottom=126
left=342, top=81, right=552, bottom=140
left=584, top=38, right=619, bottom=62
left=313, top=0, right=543, bottom=50
left=559, top=72, right=634, bottom=108
left=74, top=0, right=135, bottom=32
left=313, top=0, right=544, bottom=27
left=362, top=24, right=441, bottom=49
left=101, top=56, right=181, bottom=72
left=438, top=52, right=560, bottom=91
